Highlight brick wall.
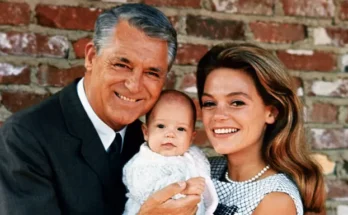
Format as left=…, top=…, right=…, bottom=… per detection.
left=0, top=0, right=347, bottom=214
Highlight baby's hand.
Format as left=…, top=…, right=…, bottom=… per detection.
left=181, top=177, right=205, bottom=196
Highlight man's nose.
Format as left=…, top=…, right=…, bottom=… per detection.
left=125, top=69, right=143, bottom=93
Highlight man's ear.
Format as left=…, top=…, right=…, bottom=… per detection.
left=85, top=42, right=96, bottom=72
left=141, top=124, right=149, bottom=141
left=265, top=105, right=279, bottom=125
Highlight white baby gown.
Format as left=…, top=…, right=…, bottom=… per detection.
left=122, top=143, right=218, bottom=215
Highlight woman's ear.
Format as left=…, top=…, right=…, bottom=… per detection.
left=265, top=105, right=279, bottom=125
left=141, top=124, right=149, bottom=141
left=85, top=42, right=96, bottom=72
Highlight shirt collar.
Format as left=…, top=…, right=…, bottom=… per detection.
left=77, top=78, right=127, bottom=151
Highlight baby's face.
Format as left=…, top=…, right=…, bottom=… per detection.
left=143, top=101, right=195, bottom=156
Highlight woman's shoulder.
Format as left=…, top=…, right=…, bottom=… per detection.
left=265, top=174, right=301, bottom=194
left=259, top=173, right=304, bottom=214
left=252, top=191, right=298, bottom=215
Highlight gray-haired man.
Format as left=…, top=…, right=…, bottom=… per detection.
left=0, top=4, right=200, bottom=215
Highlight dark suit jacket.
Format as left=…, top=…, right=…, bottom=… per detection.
left=0, top=80, right=145, bottom=215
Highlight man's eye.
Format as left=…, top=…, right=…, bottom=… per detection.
left=231, top=101, right=245, bottom=107
left=157, top=124, right=165, bottom=129
left=202, top=101, right=216, bottom=108
left=114, top=63, right=130, bottom=69
left=177, top=127, right=186, bottom=132
left=147, top=71, right=160, bottom=78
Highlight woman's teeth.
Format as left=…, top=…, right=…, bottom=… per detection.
left=214, top=128, right=239, bottom=134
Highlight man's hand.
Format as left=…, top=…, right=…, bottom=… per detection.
left=138, top=181, right=201, bottom=215
left=181, top=177, right=205, bottom=196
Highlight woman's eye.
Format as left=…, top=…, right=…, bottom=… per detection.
left=231, top=100, right=245, bottom=107
left=177, top=127, right=186, bottom=132
left=156, top=124, right=165, bottom=129
left=202, top=101, right=216, bottom=108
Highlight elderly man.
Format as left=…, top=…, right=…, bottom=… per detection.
left=0, top=4, right=200, bottom=215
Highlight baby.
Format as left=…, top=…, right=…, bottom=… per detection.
left=122, top=90, right=218, bottom=215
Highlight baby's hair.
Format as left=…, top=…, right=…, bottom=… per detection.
left=145, top=90, right=197, bottom=129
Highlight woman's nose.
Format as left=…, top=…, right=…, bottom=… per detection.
left=212, top=106, right=229, bottom=121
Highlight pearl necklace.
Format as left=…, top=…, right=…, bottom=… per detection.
left=225, top=165, right=270, bottom=184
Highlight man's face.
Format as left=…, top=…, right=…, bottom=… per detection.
left=84, top=20, right=169, bottom=131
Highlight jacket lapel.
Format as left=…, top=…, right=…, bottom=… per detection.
left=121, top=119, right=144, bottom=165
left=59, top=79, right=111, bottom=189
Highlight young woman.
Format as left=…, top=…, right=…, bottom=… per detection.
left=196, top=43, right=326, bottom=215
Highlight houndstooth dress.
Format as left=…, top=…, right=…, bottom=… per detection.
left=210, top=157, right=304, bottom=215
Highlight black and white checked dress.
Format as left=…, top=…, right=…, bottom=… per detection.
left=210, top=157, right=304, bottom=215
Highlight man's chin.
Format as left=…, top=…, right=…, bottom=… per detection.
left=109, top=115, right=140, bottom=130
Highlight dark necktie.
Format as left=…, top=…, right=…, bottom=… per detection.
left=108, top=133, right=122, bottom=155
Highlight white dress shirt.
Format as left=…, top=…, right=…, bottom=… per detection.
left=77, top=78, right=126, bottom=152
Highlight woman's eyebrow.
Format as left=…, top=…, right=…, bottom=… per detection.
left=203, top=92, right=251, bottom=100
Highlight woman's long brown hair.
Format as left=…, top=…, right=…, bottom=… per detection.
left=196, top=43, right=326, bottom=212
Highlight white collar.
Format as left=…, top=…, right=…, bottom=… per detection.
left=77, top=78, right=126, bottom=151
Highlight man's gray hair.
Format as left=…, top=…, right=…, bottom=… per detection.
left=93, top=3, right=177, bottom=70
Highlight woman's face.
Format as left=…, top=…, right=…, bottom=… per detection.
left=201, top=68, right=276, bottom=156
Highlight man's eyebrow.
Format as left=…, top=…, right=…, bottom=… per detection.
left=117, top=57, right=131, bottom=64
left=148, top=67, right=162, bottom=73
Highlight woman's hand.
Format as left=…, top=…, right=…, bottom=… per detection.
left=138, top=181, right=201, bottom=215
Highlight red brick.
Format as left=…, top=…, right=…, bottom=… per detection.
left=167, top=16, right=179, bottom=31
left=281, top=0, right=334, bottom=17
left=0, top=122, right=3, bottom=127
left=186, top=15, right=244, bottom=40
left=326, top=179, right=348, bottom=199
left=193, top=128, right=209, bottom=146
left=175, top=44, right=208, bottom=65
left=0, top=32, right=69, bottom=58
left=308, top=79, right=348, bottom=97
left=1, top=91, right=50, bottom=113
left=35, top=5, right=103, bottom=31
left=277, top=50, right=336, bottom=72
left=37, top=65, right=85, bottom=87
left=192, top=98, right=202, bottom=121
left=0, top=63, right=30, bottom=84
left=250, top=22, right=305, bottom=43
left=180, top=72, right=196, bottom=91
left=211, top=0, right=274, bottom=15
left=309, top=103, right=338, bottom=123
left=73, top=37, right=91, bottom=59
left=143, top=0, right=201, bottom=8
left=325, top=28, right=348, bottom=46
left=310, top=128, right=348, bottom=149
left=291, top=77, right=303, bottom=96
left=340, top=1, right=348, bottom=20
left=0, top=2, right=30, bottom=25
left=164, top=71, right=176, bottom=90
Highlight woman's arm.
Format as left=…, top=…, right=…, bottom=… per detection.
left=252, top=192, right=297, bottom=215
